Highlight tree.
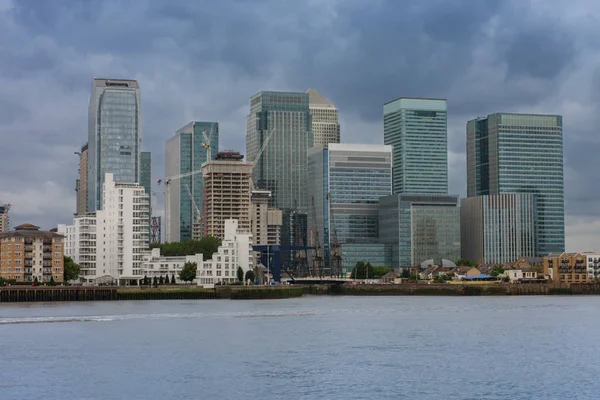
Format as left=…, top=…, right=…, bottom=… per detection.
left=49, top=276, right=56, bottom=286
left=171, top=274, right=176, bottom=284
left=152, top=276, right=158, bottom=286
left=245, top=270, right=255, bottom=284
left=456, top=259, right=478, bottom=268
left=237, top=266, right=244, bottom=282
left=63, top=256, right=81, bottom=282
left=371, top=266, right=392, bottom=278
left=160, top=276, right=165, bottom=285
left=150, top=236, right=221, bottom=259
left=434, top=274, right=451, bottom=283
left=350, top=261, right=366, bottom=279
left=143, top=275, right=148, bottom=285
left=401, top=269, right=411, bottom=279
left=490, top=266, right=505, bottom=277
left=179, top=262, right=197, bottom=283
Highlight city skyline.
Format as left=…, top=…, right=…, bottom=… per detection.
left=0, top=1, right=598, bottom=252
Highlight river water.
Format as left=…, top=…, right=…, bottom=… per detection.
left=1, top=296, right=599, bottom=399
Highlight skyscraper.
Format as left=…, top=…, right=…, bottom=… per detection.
left=308, top=144, right=393, bottom=272
left=140, top=151, right=152, bottom=235
left=466, top=113, right=564, bottom=256
left=383, top=97, right=448, bottom=194
left=87, top=78, right=141, bottom=211
left=307, top=88, right=340, bottom=148
left=246, top=91, right=312, bottom=213
left=75, top=143, right=88, bottom=215
left=165, top=121, right=219, bottom=242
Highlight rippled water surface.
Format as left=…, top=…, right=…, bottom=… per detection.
left=1, top=296, right=600, bottom=399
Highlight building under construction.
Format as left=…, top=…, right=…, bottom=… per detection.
left=0, top=203, right=11, bottom=233
left=202, top=151, right=253, bottom=239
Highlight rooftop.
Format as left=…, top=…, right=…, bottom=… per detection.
left=0, top=223, right=64, bottom=239
left=307, top=88, right=336, bottom=109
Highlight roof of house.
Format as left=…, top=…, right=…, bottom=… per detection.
left=382, top=271, right=401, bottom=279
left=0, top=223, right=64, bottom=239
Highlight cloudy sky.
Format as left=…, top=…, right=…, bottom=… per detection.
left=0, top=0, right=598, bottom=251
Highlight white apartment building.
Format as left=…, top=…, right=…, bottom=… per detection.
left=197, top=219, right=253, bottom=287
left=58, top=173, right=149, bottom=284
left=585, top=252, right=600, bottom=278
left=140, top=248, right=203, bottom=284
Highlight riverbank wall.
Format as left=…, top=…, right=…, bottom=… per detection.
left=0, top=283, right=598, bottom=303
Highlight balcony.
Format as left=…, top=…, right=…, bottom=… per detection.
left=43, top=246, right=52, bottom=252
left=43, top=261, right=52, bottom=267
left=42, top=268, right=52, bottom=275
left=24, top=268, right=32, bottom=274
left=24, top=245, right=33, bottom=252
left=43, top=255, right=52, bottom=260
left=24, top=260, right=33, bottom=267
left=24, top=238, right=33, bottom=245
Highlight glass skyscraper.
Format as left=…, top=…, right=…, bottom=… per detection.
left=165, top=121, right=219, bottom=242
left=246, top=91, right=312, bottom=213
left=383, top=98, right=448, bottom=194
left=466, top=113, right=564, bottom=256
left=308, top=144, right=393, bottom=273
left=87, top=78, right=141, bottom=211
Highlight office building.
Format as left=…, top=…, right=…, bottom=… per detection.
left=246, top=91, right=312, bottom=213
left=384, top=97, right=448, bottom=194
left=461, top=193, right=537, bottom=264
left=251, top=190, right=283, bottom=245
left=202, top=151, right=252, bottom=239
left=379, top=194, right=460, bottom=270
left=0, top=203, right=10, bottom=233
left=87, top=78, right=141, bottom=211
left=75, top=143, right=88, bottom=215
left=307, top=88, right=340, bottom=148
left=165, top=121, right=219, bottom=242
left=0, top=223, right=64, bottom=283
left=59, top=173, right=149, bottom=284
left=308, top=144, right=393, bottom=273
left=467, top=113, right=564, bottom=255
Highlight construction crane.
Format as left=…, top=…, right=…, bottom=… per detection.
left=185, top=183, right=203, bottom=239
left=201, top=122, right=217, bottom=162
left=326, top=193, right=343, bottom=278
left=310, top=196, right=324, bottom=278
left=250, top=127, right=276, bottom=192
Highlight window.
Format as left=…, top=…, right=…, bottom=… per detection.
left=54, top=260, right=61, bottom=265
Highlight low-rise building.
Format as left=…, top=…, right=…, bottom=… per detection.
left=140, top=248, right=203, bottom=284
left=544, top=252, right=595, bottom=284
left=0, top=223, right=64, bottom=283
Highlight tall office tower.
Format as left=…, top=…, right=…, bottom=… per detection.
left=0, top=203, right=10, bottom=233
left=383, top=97, right=448, bottom=194
left=466, top=113, right=564, bottom=256
left=308, top=144, right=393, bottom=273
left=246, top=91, right=313, bottom=213
left=87, top=78, right=141, bottom=211
left=307, top=88, right=340, bottom=148
left=379, top=194, right=461, bottom=269
left=165, top=121, right=219, bottom=242
left=75, top=143, right=88, bottom=215
left=202, top=151, right=252, bottom=239
left=461, top=194, right=537, bottom=264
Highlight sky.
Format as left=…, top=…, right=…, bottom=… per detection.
left=0, top=0, right=598, bottom=251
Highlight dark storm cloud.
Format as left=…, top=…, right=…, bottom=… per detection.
left=0, top=0, right=599, bottom=250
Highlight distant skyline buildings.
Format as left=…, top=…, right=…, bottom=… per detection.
left=383, top=97, right=448, bottom=195
left=87, top=78, right=142, bottom=212
left=466, top=113, right=565, bottom=256
left=307, top=88, right=340, bottom=149
left=165, top=121, right=219, bottom=242
left=75, top=142, right=89, bottom=215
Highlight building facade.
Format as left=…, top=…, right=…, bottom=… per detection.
left=308, top=144, right=393, bottom=273
left=307, top=88, right=340, bottom=148
left=196, top=219, right=254, bottom=287
left=251, top=190, right=282, bottom=245
left=165, top=121, right=219, bottom=242
left=59, top=173, right=149, bottom=284
left=246, top=91, right=312, bottom=213
left=202, top=151, right=253, bottom=239
left=379, top=194, right=460, bottom=270
left=0, top=203, right=10, bottom=233
left=460, top=193, right=537, bottom=264
left=466, top=113, right=564, bottom=256
left=383, top=97, right=448, bottom=194
left=75, top=143, right=88, bottom=215
left=544, top=252, right=595, bottom=284
left=88, top=78, right=141, bottom=211
left=140, top=248, right=202, bottom=284
left=0, top=224, right=64, bottom=283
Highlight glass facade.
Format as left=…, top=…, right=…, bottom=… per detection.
left=308, top=144, right=393, bottom=273
left=165, top=121, right=219, bottom=242
left=341, top=244, right=391, bottom=272
left=246, top=91, right=312, bottom=214
left=379, top=194, right=460, bottom=269
left=88, top=78, right=141, bottom=211
left=383, top=98, right=448, bottom=194
left=466, top=113, right=564, bottom=256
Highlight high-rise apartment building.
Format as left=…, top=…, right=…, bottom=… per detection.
left=307, top=88, right=340, bottom=148
left=250, top=191, right=282, bottom=246
left=246, top=91, right=312, bottom=213
left=461, top=193, right=537, bottom=264
left=202, top=151, right=252, bottom=239
left=0, top=203, right=10, bottom=233
left=466, top=113, right=564, bottom=256
left=165, top=121, right=219, bottom=242
left=87, top=78, right=141, bottom=211
left=383, top=97, right=448, bottom=194
left=308, top=144, right=393, bottom=273
left=379, top=194, right=461, bottom=269
left=75, top=143, right=88, bottom=215
left=59, top=173, right=149, bottom=284
left=0, top=224, right=64, bottom=283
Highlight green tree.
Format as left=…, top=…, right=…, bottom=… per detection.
left=401, top=269, right=410, bottom=279
left=371, top=266, right=392, bottom=278
left=171, top=274, right=176, bottom=284
left=49, top=276, right=56, bottom=286
left=150, top=236, right=221, bottom=259
left=456, top=259, right=478, bottom=267
left=237, top=266, right=244, bottom=282
left=179, top=262, right=197, bottom=283
left=350, top=261, right=366, bottom=279
left=245, top=270, right=255, bottom=283
left=152, top=276, right=158, bottom=286
left=159, top=276, right=164, bottom=285
left=143, top=275, right=148, bottom=285
left=63, top=256, right=81, bottom=282
left=490, top=266, right=505, bottom=277
left=433, top=274, right=451, bottom=283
